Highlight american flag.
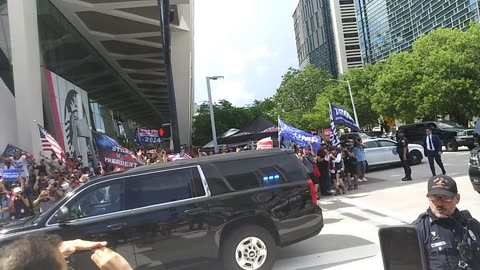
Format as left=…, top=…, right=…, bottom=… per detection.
left=183, top=153, right=192, bottom=159
left=38, top=124, right=66, bottom=162
left=329, top=104, right=341, bottom=147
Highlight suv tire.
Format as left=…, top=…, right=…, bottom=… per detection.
left=445, top=139, right=458, bottom=152
left=222, top=225, right=277, bottom=270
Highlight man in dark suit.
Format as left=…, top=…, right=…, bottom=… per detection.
left=424, top=127, right=446, bottom=176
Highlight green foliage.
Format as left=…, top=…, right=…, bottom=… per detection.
left=272, top=65, right=333, bottom=130
left=192, top=99, right=276, bottom=146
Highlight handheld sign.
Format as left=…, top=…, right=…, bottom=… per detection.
left=1, top=169, right=21, bottom=182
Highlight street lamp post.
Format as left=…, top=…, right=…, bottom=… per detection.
left=329, top=79, right=360, bottom=128
left=206, top=76, right=224, bottom=154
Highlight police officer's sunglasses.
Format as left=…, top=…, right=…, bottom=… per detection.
left=428, top=195, right=454, bottom=202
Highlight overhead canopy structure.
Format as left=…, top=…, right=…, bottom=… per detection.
left=202, top=128, right=239, bottom=148
left=37, top=0, right=194, bottom=147
left=217, top=116, right=278, bottom=145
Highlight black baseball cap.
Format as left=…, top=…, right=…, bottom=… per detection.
left=426, top=175, right=458, bottom=197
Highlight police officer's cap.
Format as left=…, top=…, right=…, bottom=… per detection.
left=426, top=175, right=458, bottom=198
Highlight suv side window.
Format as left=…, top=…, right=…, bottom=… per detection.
left=124, top=167, right=205, bottom=210
left=214, top=154, right=305, bottom=191
left=52, top=181, right=125, bottom=223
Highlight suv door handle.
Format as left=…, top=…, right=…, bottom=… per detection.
left=107, top=223, right=126, bottom=231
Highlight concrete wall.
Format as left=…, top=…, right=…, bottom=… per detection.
left=0, top=78, right=17, bottom=150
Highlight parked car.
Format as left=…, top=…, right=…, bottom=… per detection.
left=398, top=121, right=475, bottom=151
left=363, top=138, right=424, bottom=170
left=468, top=147, right=480, bottom=194
left=340, top=132, right=372, bottom=142
left=0, top=149, right=323, bottom=270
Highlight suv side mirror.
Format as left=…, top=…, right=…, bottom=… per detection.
left=54, top=206, right=70, bottom=223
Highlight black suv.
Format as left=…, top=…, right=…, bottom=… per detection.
left=398, top=121, right=475, bottom=151
left=468, top=147, right=480, bottom=194
left=0, top=149, right=323, bottom=270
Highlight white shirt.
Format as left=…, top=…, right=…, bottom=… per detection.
left=426, top=135, right=435, bottom=151
left=9, top=155, right=29, bottom=178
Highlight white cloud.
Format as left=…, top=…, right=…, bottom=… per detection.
left=210, top=79, right=255, bottom=106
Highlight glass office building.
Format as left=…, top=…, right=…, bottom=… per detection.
left=293, top=0, right=338, bottom=76
left=356, top=0, right=480, bottom=63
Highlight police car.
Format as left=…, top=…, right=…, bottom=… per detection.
left=363, top=138, right=424, bottom=170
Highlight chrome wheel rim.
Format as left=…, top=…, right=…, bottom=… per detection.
left=235, top=237, right=267, bottom=270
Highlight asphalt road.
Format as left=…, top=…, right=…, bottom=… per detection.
left=175, top=149, right=479, bottom=270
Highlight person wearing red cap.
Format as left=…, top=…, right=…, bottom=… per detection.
left=413, top=175, right=480, bottom=269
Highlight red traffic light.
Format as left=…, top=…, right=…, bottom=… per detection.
left=158, top=128, right=165, bottom=137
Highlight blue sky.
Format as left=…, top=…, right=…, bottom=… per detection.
left=194, top=0, right=299, bottom=107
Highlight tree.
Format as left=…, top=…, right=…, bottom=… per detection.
left=272, top=65, right=332, bottom=130
left=192, top=100, right=253, bottom=146
left=305, top=64, right=382, bottom=130
left=246, top=98, right=276, bottom=123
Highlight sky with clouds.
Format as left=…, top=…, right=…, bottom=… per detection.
left=194, top=0, right=299, bottom=107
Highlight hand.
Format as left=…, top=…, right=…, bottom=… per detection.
left=91, top=247, right=133, bottom=270
left=59, top=239, right=107, bottom=256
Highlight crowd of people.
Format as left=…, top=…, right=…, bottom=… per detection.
left=295, top=138, right=367, bottom=198
left=0, top=150, right=115, bottom=222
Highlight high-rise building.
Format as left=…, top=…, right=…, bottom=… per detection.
left=356, top=0, right=480, bottom=63
left=293, top=0, right=363, bottom=76
left=293, top=0, right=338, bottom=75
left=330, top=0, right=363, bottom=74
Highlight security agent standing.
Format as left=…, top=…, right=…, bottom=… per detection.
left=413, top=175, right=480, bottom=270
left=397, top=130, right=412, bottom=181
left=425, top=127, right=447, bottom=176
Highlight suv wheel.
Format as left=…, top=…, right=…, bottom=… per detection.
left=408, top=150, right=422, bottom=165
left=445, top=139, right=458, bottom=152
left=222, top=225, right=276, bottom=270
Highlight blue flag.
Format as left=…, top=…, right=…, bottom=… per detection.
left=330, top=104, right=360, bottom=131
left=278, top=119, right=322, bottom=153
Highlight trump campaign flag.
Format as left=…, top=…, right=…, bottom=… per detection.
left=278, top=119, right=322, bottom=152
left=92, top=131, right=144, bottom=169
left=329, top=104, right=360, bottom=132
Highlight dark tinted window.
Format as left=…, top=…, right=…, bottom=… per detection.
left=125, top=167, right=205, bottom=209
left=344, top=32, right=358, bottom=38
left=213, top=154, right=307, bottom=191
left=53, top=181, right=124, bottom=223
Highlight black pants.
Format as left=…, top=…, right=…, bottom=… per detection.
left=427, top=151, right=446, bottom=176
left=400, top=156, right=411, bottom=178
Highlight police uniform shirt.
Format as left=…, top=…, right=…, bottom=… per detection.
left=413, top=208, right=480, bottom=270
left=396, top=137, right=408, bottom=156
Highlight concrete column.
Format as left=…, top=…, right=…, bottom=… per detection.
left=7, top=0, right=44, bottom=155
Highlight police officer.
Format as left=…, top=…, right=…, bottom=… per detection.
left=413, top=175, right=480, bottom=270
left=397, top=130, right=412, bottom=181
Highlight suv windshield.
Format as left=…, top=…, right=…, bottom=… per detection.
left=437, top=121, right=466, bottom=129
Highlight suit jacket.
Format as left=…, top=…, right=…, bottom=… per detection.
left=424, top=134, right=442, bottom=156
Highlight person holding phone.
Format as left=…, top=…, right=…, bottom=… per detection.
left=413, top=175, right=480, bottom=270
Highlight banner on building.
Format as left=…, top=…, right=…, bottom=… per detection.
left=45, top=69, right=92, bottom=157
left=278, top=119, right=322, bottom=152
left=330, top=104, right=360, bottom=132
left=92, top=131, right=144, bottom=169
left=135, top=128, right=163, bottom=144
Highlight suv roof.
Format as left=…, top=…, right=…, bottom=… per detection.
left=93, top=148, right=295, bottom=183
